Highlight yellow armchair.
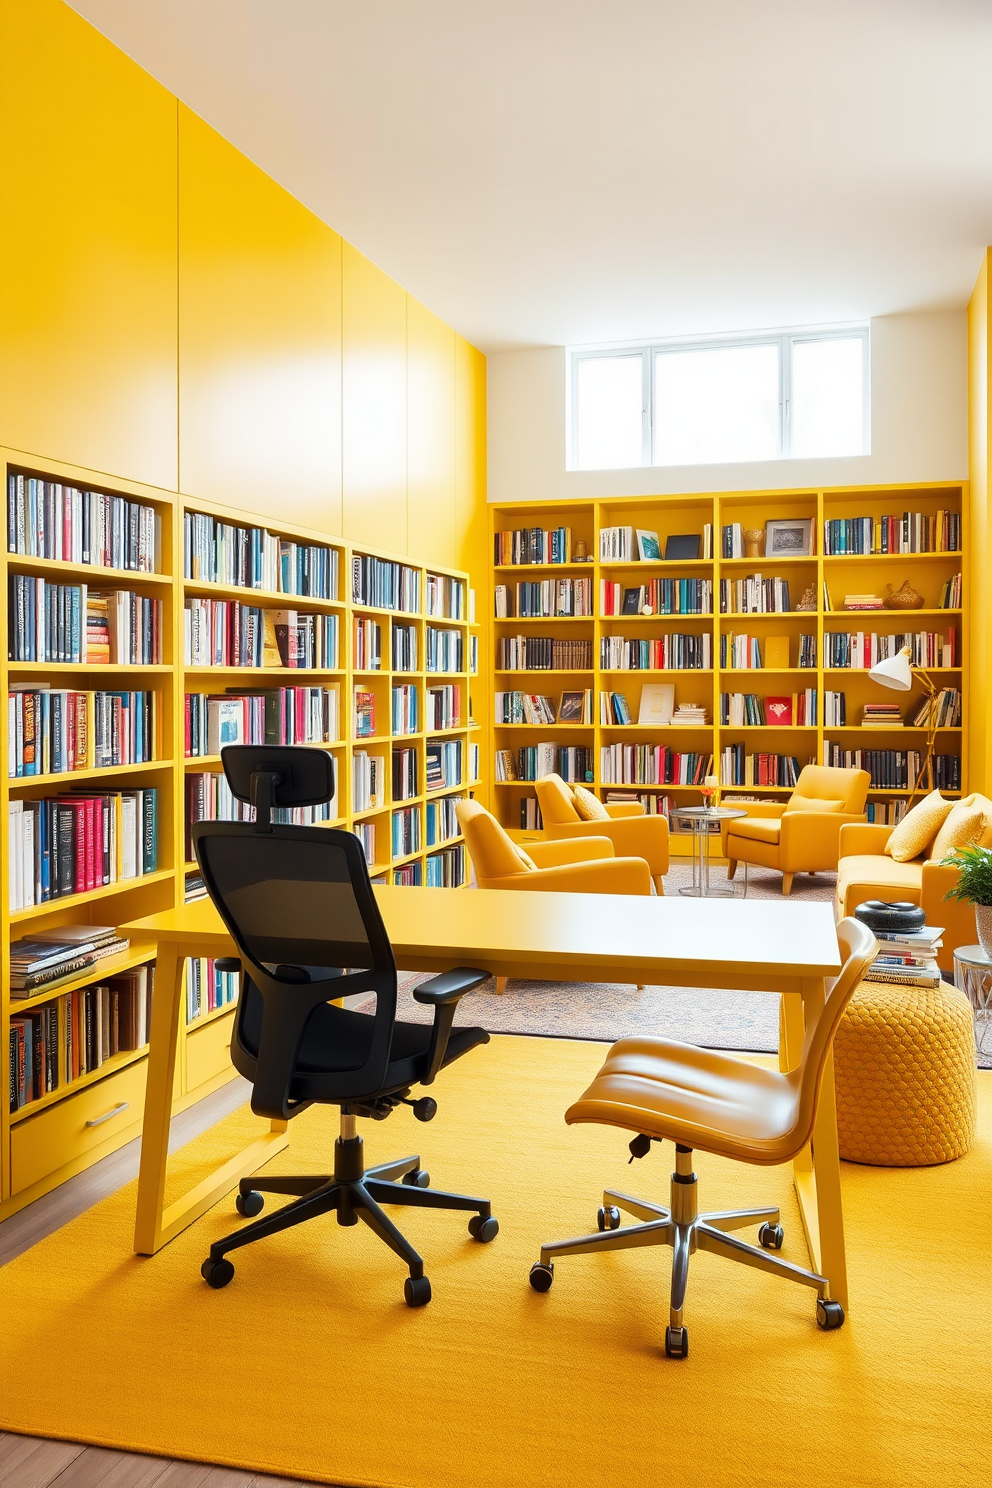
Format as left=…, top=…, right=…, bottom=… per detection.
left=456, top=800, right=652, bottom=896
left=722, top=764, right=870, bottom=895
left=534, top=773, right=670, bottom=892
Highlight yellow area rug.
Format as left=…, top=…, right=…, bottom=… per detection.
left=1, top=1035, right=988, bottom=1488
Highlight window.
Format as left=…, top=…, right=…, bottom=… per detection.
left=569, top=326, right=868, bottom=470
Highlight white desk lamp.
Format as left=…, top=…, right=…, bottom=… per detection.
left=868, top=645, right=939, bottom=804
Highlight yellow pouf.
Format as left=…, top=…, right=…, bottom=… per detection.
left=833, top=978, right=977, bottom=1165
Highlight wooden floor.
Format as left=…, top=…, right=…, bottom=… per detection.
left=1, top=1080, right=340, bottom=1486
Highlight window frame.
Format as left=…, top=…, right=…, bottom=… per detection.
left=568, top=325, right=870, bottom=471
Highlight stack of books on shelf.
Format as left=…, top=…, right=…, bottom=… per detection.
left=351, top=554, right=420, bottom=612
left=940, top=572, right=963, bottom=609
left=426, top=794, right=461, bottom=846
left=391, top=684, right=419, bottom=735
left=863, top=923, right=943, bottom=988
left=721, top=523, right=745, bottom=559
left=8, top=473, right=159, bottom=571
left=670, top=704, right=708, bottom=726
left=497, top=635, right=592, bottom=670
left=599, top=526, right=636, bottom=562
left=600, top=744, right=712, bottom=787
left=495, top=526, right=573, bottom=565
left=494, top=577, right=593, bottom=618
left=8, top=789, right=158, bottom=911
left=392, top=623, right=418, bottom=672
left=600, top=633, right=711, bottom=671
left=862, top=702, right=903, bottom=727
left=495, top=692, right=557, bottom=725
left=353, top=750, right=386, bottom=812
left=495, top=744, right=593, bottom=783
left=600, top=578, right=712, bottom=617
left=719, top=575, right=791, bottom=614
left=394, top=863, right=422, bottom=886
left=184, top=686, right=339, bottom=755
left=911, top=687, right=962, bottom=728
left=720, top=634, right=763, bottom=669
left=9, top=925, right=129, bottom=997
left=425, top=573, right=465, bottom=618
left=824, top=744, right=925, bottom=789
left=186, top=958, right=238, bottom=1022
left=719, top=749, right=809, bottom=788
left=823, top=510, right=960, bottom=554
left=425, top=843, right=466, bottom=887
left=823, top=629, right=957, bottom=669
left=426, top=739, right=463, bottom=790
left=426, top=626, right=464, bottom=672
left=425, top=684, right=461, bottom=730
left=185, top=869, right=207, bottom=903
left=184, top=513, right=338, bottom=597
left=7, top=687, right=157, bottom=775
left=87, top=590, right=162, bottom=664
left=7, top=579, right=162, bottom=664
left=392, top=747, right=418, bottom=801
left=392, top=805, right=421, bottom=857
left=353, top=618, right=382, bottom=670
left=824, top=691, right=847, bottom=726
left=843, top=594, right=884, bottom=612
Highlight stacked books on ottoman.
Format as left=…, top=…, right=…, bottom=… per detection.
left=864, top=921, right=943, bottom=989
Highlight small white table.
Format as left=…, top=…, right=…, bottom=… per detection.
left=671, top=806, right=748, bottom=898
left=952, top=944, right=992, bottom=1061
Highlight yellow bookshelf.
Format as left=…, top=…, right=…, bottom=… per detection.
left=1, top=449, right=480, bottom=1219
left=489, top=484, right=967, bottom=848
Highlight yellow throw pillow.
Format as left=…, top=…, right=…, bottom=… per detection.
left=572, top=785, right=610, bottom=821
left=931, top=802, right=990, bottom=863
left=886, top=789, right=954, bottom=862
left=787, top=796, right=845, bottom=813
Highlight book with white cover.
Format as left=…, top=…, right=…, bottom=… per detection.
left=638, top=683, right=675, bottom=726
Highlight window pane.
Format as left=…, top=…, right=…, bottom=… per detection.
left=653, top=344, right=780, bottom=465
left=574, top=354, right=643, bottom=470
left=791, top=337, right=865, bottom=458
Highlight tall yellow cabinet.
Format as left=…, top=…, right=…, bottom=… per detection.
left=0, top=0, right=488, bottom=1220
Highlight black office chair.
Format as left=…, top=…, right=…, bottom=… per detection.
left=192, top=745, right=497, bottom=1308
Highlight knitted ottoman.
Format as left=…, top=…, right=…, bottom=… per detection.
left=832, top=978, right=977, bottom=1165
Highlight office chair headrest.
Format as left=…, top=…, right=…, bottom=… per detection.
left=221, top=745, right=335, bottom=832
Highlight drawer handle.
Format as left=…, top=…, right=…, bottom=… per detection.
left=85, top=1101, right=130, bottom=1128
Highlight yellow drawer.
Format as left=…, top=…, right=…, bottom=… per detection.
left=11, top=1058, right=147, bottom=1195
left=185, top=1010, right=236, bottom=1092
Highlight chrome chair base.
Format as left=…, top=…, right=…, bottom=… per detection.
left=530, top=1144, right=840, bottom=1357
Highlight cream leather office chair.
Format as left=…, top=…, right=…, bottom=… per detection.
left=528, top=917, right=877, bottom=1357
left=723, top=764, right=870, bottom=894
left=534, top=774, right=670, bottom=893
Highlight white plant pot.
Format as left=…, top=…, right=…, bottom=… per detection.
left=976, top=903, right=992, bottom=957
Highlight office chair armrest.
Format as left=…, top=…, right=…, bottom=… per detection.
left=413, top=967, right=490, bottom=1006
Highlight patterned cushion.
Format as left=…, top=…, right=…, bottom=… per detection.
left=572, top=785, right=609, bottom=821
left=786, top=796, right=845, bottom=813
left=931, top=801, right=990, bottom=863
left=886, top=789, right=954, bottom=862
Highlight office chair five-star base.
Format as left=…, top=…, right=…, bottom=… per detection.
left=202, top=1111, right=498, bottom=1306
left=528, top=1143, right=841, bottom=1356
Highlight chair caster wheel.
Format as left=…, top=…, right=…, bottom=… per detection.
left=468, top=1214, right=499, bottom=1242
left=665, top=1325, right=688, bottom=1358
left=402, top=1169, right=430, bottom=1188
left=411, top=1097, right=437, bottom=1122
left=597, top=1205, right=621, bottom=1231
left=201, top=1257, right=234, bottom=1289
left=758, top=1222, right=784, bottom=1250
left=404, top=1275, right=432, bottom=1307
left=236, top=1190, right=264, bottom=1218
left=529, top=1262, right=554, bottom=1292
left=816, top=1298, right=845, bottom=1331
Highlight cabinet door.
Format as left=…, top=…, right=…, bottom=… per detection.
left=0, top=0, right=178, bottom=488
left=179, top=105, right=343, bottom=532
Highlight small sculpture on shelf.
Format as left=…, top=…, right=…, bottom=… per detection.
left=796, top=583, right=817, bottom=611
left=884, top=580, right=925, bottom=610
left=743, top=529, right=764, bottom=558
left=573, top=539, right=592, bottom=562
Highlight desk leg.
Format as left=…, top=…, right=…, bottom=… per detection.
left=133, top=948, right=288, bottom=1257
left=780, top=980, right=848, bottom=1312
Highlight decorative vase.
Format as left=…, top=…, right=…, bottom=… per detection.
left=743, top=529, right=764, bottom=558
left=573, top=539, right=588, bottom=562
left=976, top=904, right=992, bottom=957
left=796, top=583, right=817, bottom=611
left=884, top=580, right=925, bottom=610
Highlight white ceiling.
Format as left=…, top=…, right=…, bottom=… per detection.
left=71, top=0, right=992, bottom=353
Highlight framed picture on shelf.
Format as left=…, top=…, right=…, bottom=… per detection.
left=663, top=533, right=701, bottom=561
left=559, top=690, right=590, bottom=724
left=765, top=696, right=794, bottom=726
left=636, top=529, right=662, bottom=561
left=765, top=518, right=813, bottom=557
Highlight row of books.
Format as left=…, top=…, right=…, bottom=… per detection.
left=426, top=794, right=461, bottom=846
left=186, top=957, right=238, bottom=1023
left=822, top=629, right=957, bottom=670
left=7, top=473, right=159, bottom=571
left=425, top=626, right=464, bottom=673
left=392, top=684, right=419, bottom=735
left=497, top=636, right=593, bottom=671
left=600, top=579, right=713, bottom=617
left=598, top=526, right=713, bottom=563
left=184, top=687, right=340, bottom=756
left=600, top=634, right=711, bottom=671
left=720, top=634, right=816, bottom=670
left=426, top=739, right=464, bottom=791
left=600, top=692, right=633, bottom=725
left=494, top=578, right=593, bottom=618
left=824, top=691, right=847, bottom=726
left=392, top=805, right=422, bottom=858
left=425, top=573, right=466, bottom=619
left=494, top=526, right=574, bottom=566
left=606, top=791, right=674, bottom=817
left=183, top=600, right=339, bottom=669
left=601, top=745, right=713, bottom=787
left=719, top=576, right=791, bottom=614
left=425, top=684, right=461, bottom=730
left=354, top=749, right=386, bottom=812
left=424, top=843, right=466, bottom=887
left=8, top=579, right=163, bottom=664
left=351, top=555, right=420, bottom=613
left=496, top=691, right=584, bottom=726
left=184, top=512, right=339, bottom=598
left=719, top=691, right=818, bottom=727
left=914, top=687, right=963, bottom=728
left=392, top=623, right=417, bottom=672
left=393, top=862, right=421, bottom=885
left=393, top=746, right=418, bottom=801
left=822, top=511, right=960, bottom=555
left=824, top=746, right=960, bottom=791
left=9, top=924, right=130, bottom=996
left=719, top=749, right=810, bottom=788
left=940, top=573, right=963, bottom=609
left=7, top=687, right=157, bottom=776
left=354, top=822, right=377, bottom=864
left=184, top=773, right=336, bottom=857
left=495, top=745, right=594, bottom=783
left=8, top=789, right=158, bottom=912
left=865, top=799, right=910, bottom=826
left=354, top=617, right=383, bottom=670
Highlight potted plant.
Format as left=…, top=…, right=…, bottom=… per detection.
left=942, top=844, right=992, bottom=955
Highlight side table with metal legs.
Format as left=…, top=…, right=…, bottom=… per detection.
left=670, top=807, right=749, bottom=899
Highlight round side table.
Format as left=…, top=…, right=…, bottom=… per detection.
left=952, top=945, right=992, bottom=1061
left=670, top=806, right=748, bottom=898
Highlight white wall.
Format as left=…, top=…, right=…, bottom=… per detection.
left=487, top=311, right=967, bottom=502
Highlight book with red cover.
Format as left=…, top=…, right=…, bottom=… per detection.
left=765, top=696, right=793, bottom=726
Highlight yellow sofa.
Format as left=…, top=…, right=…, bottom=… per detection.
left=722, top=764, right=870, bottom=895
left=534, top=773, right=670, bottom=892
left=835, top=801, right=992, bottom=970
